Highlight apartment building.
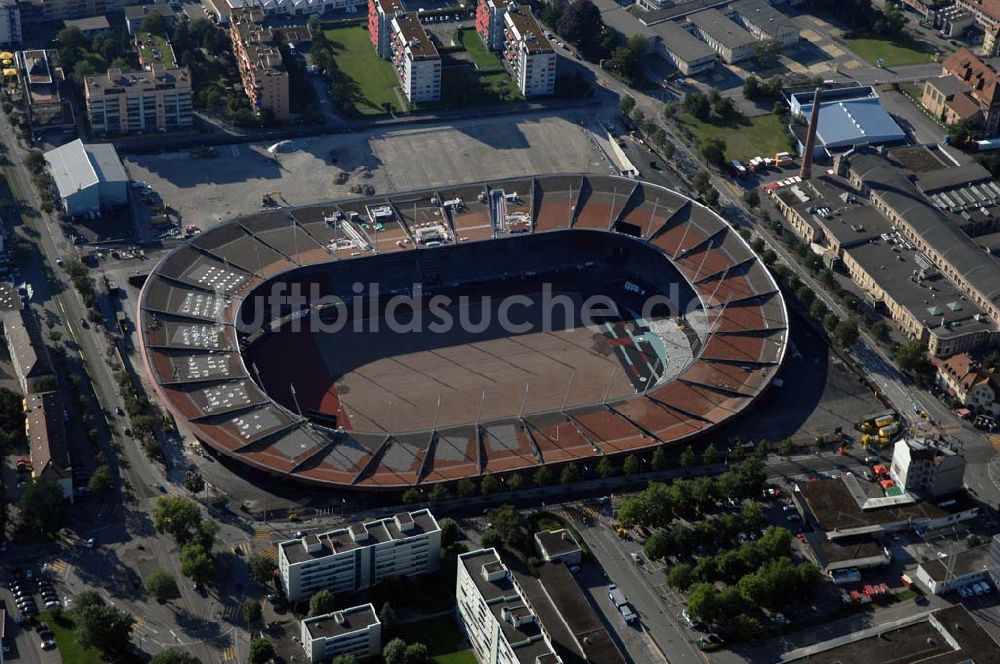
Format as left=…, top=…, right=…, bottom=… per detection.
left=22, top=0, right=137, bottom=22
left=502, top=5, right=555, bottom=97
left=301, top=604, right=381, bottom=664
left=476, top=0, right=510, bottom=52
left=230, top=7, right=289, bottom=120
left=0, top=0, right=21, bottom=46
left=84, top=66, right=193, bottom=135
left=389, top=13, right=440, bottom=103
left=25, top=391, right=73, bottom=502
left=15, top=49, right=74, bottom=132
left=2, top=309, right=53, bottom=395
left=937, top=353, right=1000, bottom=417
left=890, top=437, right=966, bottom=497
left=922, top=49, right=1000, bottom=136
left=278, top=510, right=441, bottom=602
left=955, top=0, right=1000, bottom=38
left=456, top=548, right=561, bottom=664
left=369, top=0, right=406, bottom=58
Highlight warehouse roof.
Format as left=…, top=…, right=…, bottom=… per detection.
left=652, top=20, right=716, bottom=62
left=799, top=97, right=906, bottom=150
left=44, top=139, right=126, bottom=199
left=687, top=9, right=757, bottom=50
left=850, top=152, right=1000, bottom=309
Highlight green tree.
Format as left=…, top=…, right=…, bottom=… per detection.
left=248, top=555, right=278, bottom=586
left=507, top=473, right=524, bottom=491
left=331, top=656, right=359, bottom=664
left=76, top=598, right=135, bottom=656
left=667, top=563, right=696, bottom=591
left=145, top=567, right=180, bottom=601
left=700, top=138, right=727, bottom=168
left=531, top=466, right=552, bottom=486
left=684, top=92, right=711, bottom=120
left=616, top=496, right=647, bottom=527
left=680, top=446, right=695, bottom=470
left=309, top=589, right=337, bottom=616
left=481, top=528, right=503, bottom=549
left=88, top=464, right=114, bottom=495
left=180, top=543, right=214, bottom=588
left=404, top=643, right=430, bottom=663
left=480, top=473, right=501, bottom=495
left=151, top=650, right=201, bottom=664
left=692, top=170, right=711, bottom=194
left=895, top=340, right=928, bottom=374
left=428, top=483, right=450, bottom=501
left=560, top=463, right=581, bottom=484
left=778, top=438, right=795, bottom=456
left=402, top=488, right=421, bottom=504
left=438, top=517, right=459, bottom=547
left=488, top=505, right=523, bottom=546
left=619, top=95, right=636, bottom=118
left=596, top=456, right=615, bottom=478
left=383, top=638, right=408, bottom=664
left=456, top=478, right=478, bottom=498
left=153, top=496, right=204, bottom=545
left=557, top=0, right=605, bottom=58
left=379, top=601, right=398, bottom=634
left=946, top=120, right=970, bottom=146
left=184, top=471, right=205, bottom=494
left=18, top=478, right=68, bottom=537
left=833, top=317, right=860, bottom=348
left=702, top=444, right=718, bottom=465
left=686, top=582, right=718, bottom=624
left=622, top=454, right=640, bottom=476
left=651, top=446, right=668, bottom=471
left=809, top=299, right=828, bottom=320
left=242, top=599, right=262, bottom=624
left=248, top=637, right=275, bottom=664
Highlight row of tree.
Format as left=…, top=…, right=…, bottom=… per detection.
left=153, top=496, right=220, bottom=589
left=616, top=457, right=767, bottom=529
left=642, top=500, right=762, bottom=562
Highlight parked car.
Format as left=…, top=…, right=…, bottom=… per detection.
left=959, top=586, right=971, bottom=598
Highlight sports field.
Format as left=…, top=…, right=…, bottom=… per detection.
left=845, top=34, right=936, bottom=67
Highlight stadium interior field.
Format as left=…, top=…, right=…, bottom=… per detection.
left=242, top=229, right=701, bottom=434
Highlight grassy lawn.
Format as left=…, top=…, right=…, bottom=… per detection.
left=679, top=112, right=792, bottom=163
left=323, top=25, right=403, bottom=115
left=394, top=615, right=474, bottom=664
left=845, top=34, right=936, bottom=67
left=38, top=611, right=106, bottom=664
left=456, top=28, right=502, bottom=71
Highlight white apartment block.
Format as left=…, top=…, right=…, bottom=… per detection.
left=502, top=5, right=555, bottom=97
left=278, top=509, right=441, bottom=602
left=390, top=12, right=440, bottom=103
left=301, top=604, right=381, bottom=664
left=456, top=548, right=561, bottom=664
left=0, top=0, right=21, bottom=46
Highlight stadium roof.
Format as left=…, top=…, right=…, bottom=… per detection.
left=798, top=97, right=906, bottom=150
left=137, top=174, right=788, bottom=490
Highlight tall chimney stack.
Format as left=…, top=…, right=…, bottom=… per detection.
left=800, top=87, right=822, bottom=181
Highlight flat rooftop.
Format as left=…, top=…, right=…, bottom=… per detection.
left=393, top=13, right=438, bottom=59
left=919, top=544, right=991, bottom=582
left=797, top=477, right=976, bottom=535
left=535, top=530, right=581, bottom=558
left=782, top=606, right=1000, bottom=664
left=687, top=9, right=757, bottom=50
left=653, top=20, right=716, bottom=63
left=303, top=603, right=378, bottom=639
left=842, top=239, right=994, bottom=340
left=280, top=509, right=438, bottom=563
left=732, top=0, right=797, bottom=38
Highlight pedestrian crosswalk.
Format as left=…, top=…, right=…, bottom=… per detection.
left=259, top=544, right=277, bottom=560
left=133, top=616, right=147, bottom=632
left=253, top=527, right=271, bottom=542
left=989, top=434, right=1000, bottom=451
left=48, top=559, right=68, bottom=575
left=221, top=644, right=238, bottom=662
left=219, top=605, right=241, bottom=622
left=554, top=503, right=605, bottom=525
left=231, top=542, right=251, bottom=556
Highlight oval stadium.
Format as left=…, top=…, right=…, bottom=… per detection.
left=137, top=174, right=788, bottom=490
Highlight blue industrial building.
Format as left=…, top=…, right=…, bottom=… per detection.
left=789, top=86, right=907, bottom=158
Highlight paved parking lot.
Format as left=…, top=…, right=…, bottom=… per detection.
left=122, top=112, right=612, bottom=228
